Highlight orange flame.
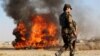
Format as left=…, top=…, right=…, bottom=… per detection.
left=13, top=15, right=59, bottom=49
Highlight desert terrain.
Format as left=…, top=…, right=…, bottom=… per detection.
left=0, top=40, right=100, bottom=56
left=0, top=50, right=100, bottom=56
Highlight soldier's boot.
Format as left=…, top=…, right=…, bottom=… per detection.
left=55, top=51, right=62, bottom=56
left=70, top=50, right=75, bottom=56
left=55, top=47, right=65, bottom=56
left=69, top=43, right=75, bottom=56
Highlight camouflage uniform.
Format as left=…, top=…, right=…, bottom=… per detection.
left=55, top=7, right=77, bottom=56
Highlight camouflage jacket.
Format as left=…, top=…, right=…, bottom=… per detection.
left=59, top=12, right=76, bottom=33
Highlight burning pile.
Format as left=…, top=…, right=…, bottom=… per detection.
left=3, top=0, right=64, bottom=49
left=12, top=15, right=59, bottom=49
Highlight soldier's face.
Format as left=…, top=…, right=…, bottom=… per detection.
left=66, top=8, right=71, bottom=14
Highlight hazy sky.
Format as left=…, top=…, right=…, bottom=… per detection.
left=0, top=0, right=100, bottom=41
left=0, top=0, right=15, bottom=41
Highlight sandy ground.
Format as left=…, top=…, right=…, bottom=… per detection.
left=0, top=50, right=100, bottom=56
left=0, top=41, right=100, bottom=56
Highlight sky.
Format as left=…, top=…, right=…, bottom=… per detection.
left=0, top=0, right=100, bottom=41
left=70, top=0, right=100, bottom=40
left=0, top=0, right=15, bottom=41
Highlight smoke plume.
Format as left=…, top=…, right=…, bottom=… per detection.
left=3, top=0, right=64, bottom=23
left=3, top=0, right=64, bottom=33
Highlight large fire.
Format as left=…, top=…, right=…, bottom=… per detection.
left=12, top=15, right=59, bottom=49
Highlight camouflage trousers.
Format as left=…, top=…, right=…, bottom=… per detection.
left=55, top=28, right=76, bottom=56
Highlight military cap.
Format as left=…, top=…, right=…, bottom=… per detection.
left=63, top=4, right=72, bottom=11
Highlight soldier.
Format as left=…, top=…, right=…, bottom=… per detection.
left=55, top=4, right=77, bottom=56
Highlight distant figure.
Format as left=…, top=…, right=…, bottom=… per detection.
left=55, top=4, right=78, bottom=56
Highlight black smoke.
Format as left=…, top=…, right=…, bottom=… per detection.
left=4, top=0, right=32, bottom=23
left=3, top=0, right=64, bottom=23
